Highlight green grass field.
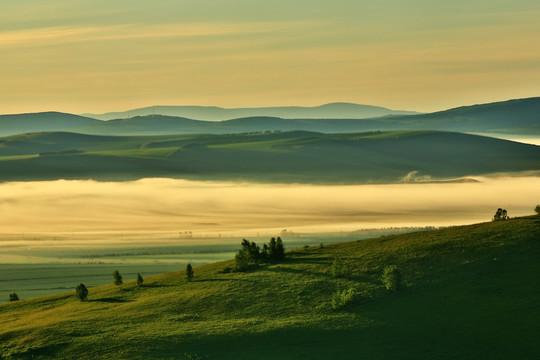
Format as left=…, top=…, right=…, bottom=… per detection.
left=1, top=216, right=539, bottom=359
left=0, top=230, right=414, bottom=304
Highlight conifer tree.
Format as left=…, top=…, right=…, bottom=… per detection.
left=75, top=283, right=88, bottom=301
left=137, top=273, right=144, bottom=287
left=276, top=237, right=285, bottom=261
left=113, top=270, right=123, bottom=285
left=268, top=237, right=277, bottom=260
left=186, top=263, right=194, bottom=281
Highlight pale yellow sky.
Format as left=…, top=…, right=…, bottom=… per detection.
left=1, top=1, right=539, bottom=114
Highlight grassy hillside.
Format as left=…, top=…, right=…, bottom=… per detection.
left=1, top=216, right=539, bottom=359
left=0, top=130, right=539, bottom=183
left=0, top=112, right=101, bottom=137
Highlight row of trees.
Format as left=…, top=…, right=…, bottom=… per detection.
left=75, top=265, right=194, bottom=301
left=235, top=237, right=285, bottom=271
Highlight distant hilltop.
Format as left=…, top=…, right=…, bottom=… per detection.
left=1, top=97, right=539, bottom=137
left=81, top=102, right=421, bottom=121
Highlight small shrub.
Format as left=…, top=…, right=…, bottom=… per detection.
left=186, top=263, right=194, bottom=282
left=9, top=292, right=19, bottom=302
left=113, top=270, right=123, bottom=285
left=137, top=273, right=144, bottom=287
left=331, top=288, right=357, bottom=310
left=319, top=243, right=324, bottom=249
left=218, top=266, right=232, bottom=274
left=382, top=265, right=402, bottom=291
left=331, top=256, right=350, bottom=278
left=76, top=283, right=88, bottom=301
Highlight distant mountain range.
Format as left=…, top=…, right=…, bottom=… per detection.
left=0, top=97, right=539, bottom=137
left=81, top=103, right=420, bottom=121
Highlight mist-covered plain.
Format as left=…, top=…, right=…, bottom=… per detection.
left=1, top=176, right=538, bottom=241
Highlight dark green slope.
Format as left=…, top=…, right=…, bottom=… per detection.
left=0, top=131, right=539, bottom=183
left=1, top=216, right=539, bottom=359
left=0, top=112, right=101, bottom=137
left=375, top=96, right=540, bottom=133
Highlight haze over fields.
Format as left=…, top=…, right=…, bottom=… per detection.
left=1, top=177, right=538, bottom=237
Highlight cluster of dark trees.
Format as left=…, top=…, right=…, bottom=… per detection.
left=493, top=208, right=509, bottom=221
left=235, top=237, right=285, bottom=271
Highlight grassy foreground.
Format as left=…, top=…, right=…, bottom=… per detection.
left=1, top=216, right=539, bottom=359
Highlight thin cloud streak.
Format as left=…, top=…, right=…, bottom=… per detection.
left=0, top=21, right=326, bottom=48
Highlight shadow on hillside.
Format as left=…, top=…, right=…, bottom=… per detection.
left=264, top=266, right=320, bottom=277
left=10, top=342, right=69, bottom=360
left=265, top=264, right=379, bottom=284
left=141, top=284, right=176, bottom=288
left=91, top=297, right=133, bottom=303
left=195, top=277, right=251, bottom=283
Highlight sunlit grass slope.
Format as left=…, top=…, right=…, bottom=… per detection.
left=1, top=216, right=539, bottom=359
left=0, top=130, right=539, bottom=183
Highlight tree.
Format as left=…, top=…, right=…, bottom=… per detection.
left=268, top=237, right=285, bottom=262
left=113, top=270, right=123, bottom=285
left=260, top=244, right=269, bottom=262
left=137, top=273, right=144, bottom=287
left=76, top=283, right=88, bottom=301
left=275, top=237, right=285, bottom=261
left=234, top=239, right=261, bottom=271
left=186, top=263, right=194, bottom=282
left=493, top=208, right=509, bottom=221
left=9, top=292, right=19, bottom=302
left=382, top=265, right=402, bottom=292
left=535, top=204, right=540, bottom=215
left=268, top=237, right=277, bottom=260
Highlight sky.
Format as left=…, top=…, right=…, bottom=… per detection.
left=1, top=0, right=540, bottom=114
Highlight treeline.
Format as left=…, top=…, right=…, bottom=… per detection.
left=235, top=237, right=285, bottom=271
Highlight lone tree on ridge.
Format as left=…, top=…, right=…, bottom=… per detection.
left=113, top=270, right=123, bottom=285
left=186, top=263, right=194, bottom=282
left=76, top=284, right=88, bottom=301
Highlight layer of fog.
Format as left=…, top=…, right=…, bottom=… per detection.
left=470, top=133, right=540, bottom=146
left=1, top=177, right=539, bottom=244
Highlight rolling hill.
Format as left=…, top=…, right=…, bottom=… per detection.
left=1, top=215, right=538, bottom=359
left=0, top=112, right=101, bottom=137
left=1, top=97, right=539, bottom=137
left=81, top=102, right=420, bottom=121
left=0, top=130, right=539, bottom=183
